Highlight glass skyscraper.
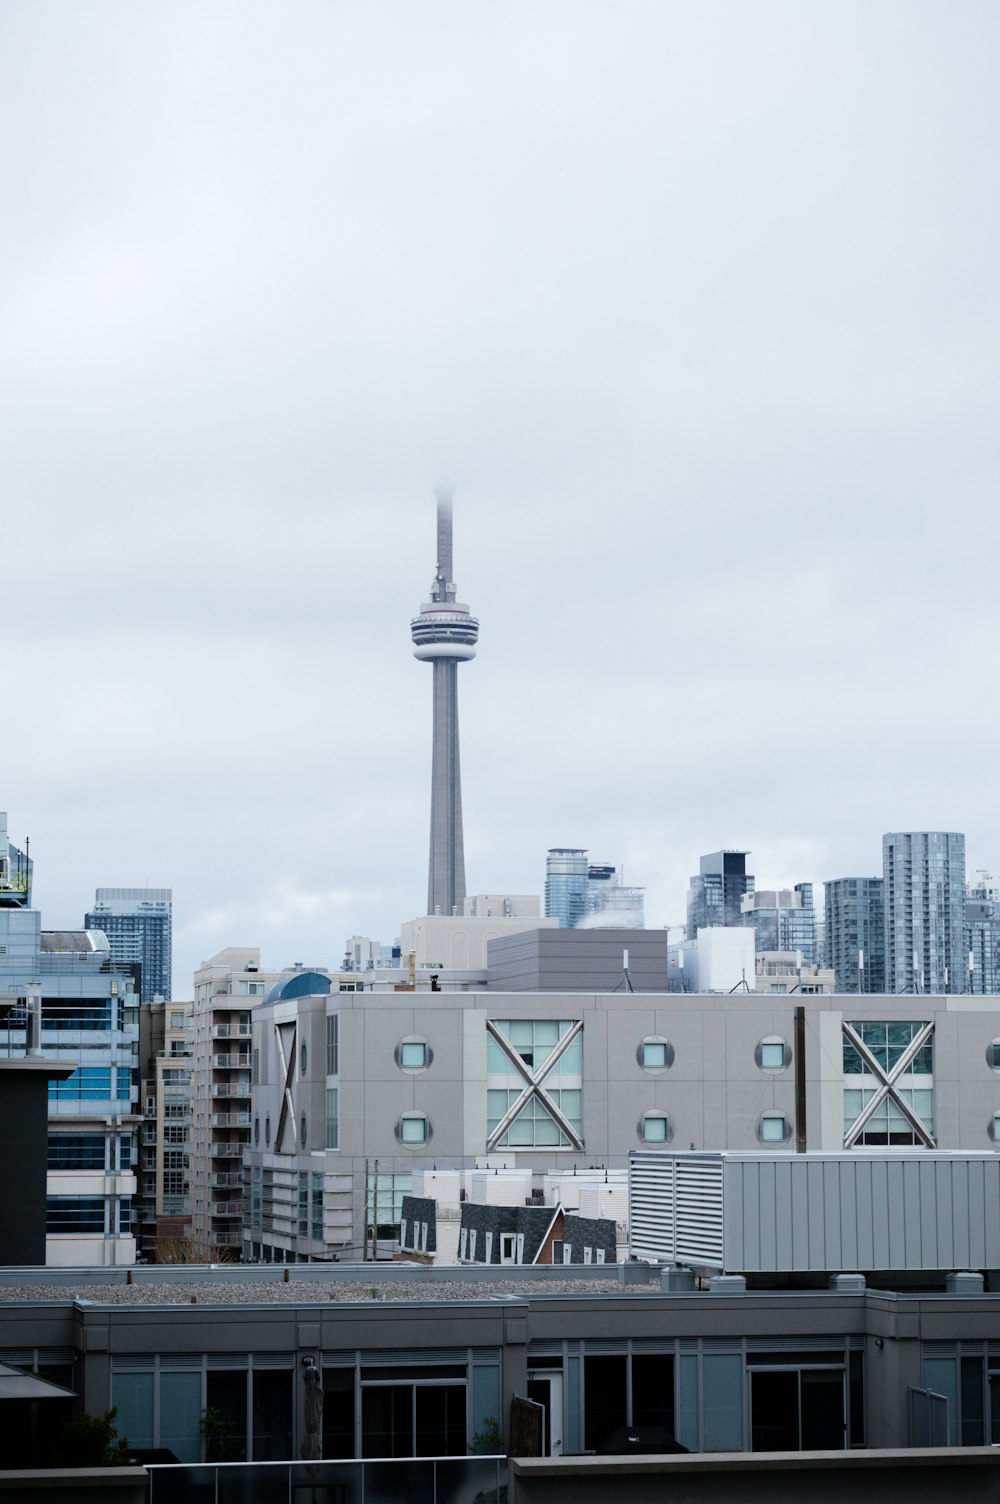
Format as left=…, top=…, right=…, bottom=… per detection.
left=883, top=832, right=965, bottom=994
left=85, top=888, right=172, bottom=1004
left=687, top=851, right=754, bottom=937
left=740, top=883, right=817, bottom=962
left=824, top=877, right=885, bottom=994
left=544, top=850, right=590, bottom=929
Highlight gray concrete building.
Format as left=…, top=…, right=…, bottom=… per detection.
left=245, top=982, right=1000, bottom=1265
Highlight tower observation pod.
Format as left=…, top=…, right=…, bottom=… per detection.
left=411, top=492, right=479, bottom=917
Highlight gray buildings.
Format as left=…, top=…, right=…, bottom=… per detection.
left=545, top=850, right=644, bottom=929
left=85, top=887, right=172, bottom=1004
left=825, top=877, right=885, bottom=994
left=245, top=978, right=1000, bottom=1266
left=687, top=850, right=754, bottom=936
left=740, top=883, right=816, bottom=961
left=411, top=492, right=479, bottom=918
left=0, top=812, right=139, bottom=1267
left=883, top=832, right=966, bottom=993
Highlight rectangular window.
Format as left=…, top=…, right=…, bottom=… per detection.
left=500, top=1233, right=516, bottom=1263
left=325, top=1089, right=338, bottom=1149
left=47, top=1134, right=106, bottom=1170
left=170, top=1011, right=185, bottom=1029
left=313, top=1174, right=324, bottom=1239
left=760, top=1042, right=785, bottom=1068
left=46, top=1197, right=105, bottom=1232
left=761, top=1115, right=787, bottom=1142
left=643, top=1116, right=668, bottom=1142
left=484, top=1231, right=493, bottom=1262
left=400, top=1117, right=427, bottom=1143
left=400, top=1041, right=427, bottom=1068
left=326, top=1014, right=339, bottom=1075
left=642, top=1041, right=669, bottom=1068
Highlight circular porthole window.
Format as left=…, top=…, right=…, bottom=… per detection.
left=395, top=1112, right=431, bottom=1145
left=637, top=1037, right=674, bottom=1072
left=395, top=1038, right=432, bottom=1072
left=638, top=1111, right=672, bottom=1144
left=756, top=1037, right=790, bottom=1071
left=758, top=1113, right=790, bottom=1144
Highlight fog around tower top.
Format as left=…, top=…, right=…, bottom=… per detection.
left=2, top=1, right=998, bottom=988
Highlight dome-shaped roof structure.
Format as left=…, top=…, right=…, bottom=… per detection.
left=264, top=970, right=331, bottom=1004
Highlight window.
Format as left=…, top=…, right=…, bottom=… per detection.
left=641, top=1112, right=671, bottom=1143
left=487, top=1019, right=583, bottom=1149
left=758, top=1039, right=788, bottom=1070
left=459, top=1228, right=468, bottom=1260
left=469, top=1229, right=477, bottom=1260
left=300, top=1042, right=308, bottom=1076
left=844, top=1020, right=934, bottom=1147
left=397, top=1114, right=430, bottom=1145
left=170, top=1011, right=185, bottom=1029
left=48, top=1134, right=105, bottom=1170
left=265, top=1115, right=271, bottom=1146
left=500, top=1232, right=516, bottom=1264
left=300, top=1114, right=308, bottom=1148
left=239, top=980, right=265, bottom=995
left=397, top=1040, right=430, bottom=1070
left=326, top=1088, right=338, bottom=1149
left=988, top=1041, right=1000, bottom=1072
left=326, top=1014, right=339, bottom=1075
left=639, top=1038, right=674, bottom=1070
left=760, top=1113, right=789, bottom=1143
left=46, top=1197, right=105, bottom=1232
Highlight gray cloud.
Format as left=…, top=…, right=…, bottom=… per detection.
left=2, top=1, right=998, bottom=987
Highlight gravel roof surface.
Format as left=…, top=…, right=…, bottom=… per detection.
left=0, top=1277, right=627, bottom=1306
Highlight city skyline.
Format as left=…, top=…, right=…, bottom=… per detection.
left=3, top=3, right=999, bottom=990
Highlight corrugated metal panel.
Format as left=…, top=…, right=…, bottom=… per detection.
left=634, top=1151, right=1000, bottom=1274
left=628, top=1152, right=724, bottom=1267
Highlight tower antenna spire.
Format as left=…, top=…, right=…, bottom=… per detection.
left=411, top=493, right=479, bottom=916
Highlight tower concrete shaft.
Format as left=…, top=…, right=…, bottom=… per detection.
left=411, top=493, right=479, bottom=916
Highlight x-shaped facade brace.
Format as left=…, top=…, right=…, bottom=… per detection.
left=485, top=1017, right=584, bottom=1151
left=842, top=1020, right=935, bottom=1148
left=274, top=1019, right=298, bottom=1153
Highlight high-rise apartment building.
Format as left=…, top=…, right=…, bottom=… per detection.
left=411, top=493, right=479, bottom=917
left=966, top=899, right=1000, bottom=995
left=545, top=849, right=589, bottom=928
left=883, top=832, right=966, bottom=994
left=687, top=851, right=754, bottom=937
left=191, top=948, right=286, bottom=1255
left=740, top=884, right=816, bottom=962
left=545, top=850, right=644, bottom=928
left=136, top=999, right=193, bottom=1256
left=584, top=864, right=645, bottom=927
left=86, top=888, right=172, bottom=1004
left=824, top=877, right=885, bottom=994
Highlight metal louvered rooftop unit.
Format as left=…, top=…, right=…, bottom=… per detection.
left=628, top=1150, right=1000, bottom=1275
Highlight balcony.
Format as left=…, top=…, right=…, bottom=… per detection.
left=212, top=1141, right=245, bottom=1158
left=212, top=1053, right=252, bottom=1069
left=210, top=1201, right=244, bottom=1217
left=211, top=1173, right=244, bottom=1190
left=211, top=1083, right=251, bottom=1100
left=210, top=1112, right=250, bottom=1128
left=212, top=1024, right=251, bottom=1040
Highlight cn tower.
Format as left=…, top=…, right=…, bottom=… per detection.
left=411, top=492, right=479, bottom=916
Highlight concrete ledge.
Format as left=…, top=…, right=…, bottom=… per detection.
left=0, top=1467, right=147, bottom=1501
left=509, top=1448, right=1000, bottom=1504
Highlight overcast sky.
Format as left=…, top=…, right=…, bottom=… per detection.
left=3, top=1, right=998, bottom=993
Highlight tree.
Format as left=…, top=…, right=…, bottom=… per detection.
left=51, top=1408, right=130, bottom=1467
